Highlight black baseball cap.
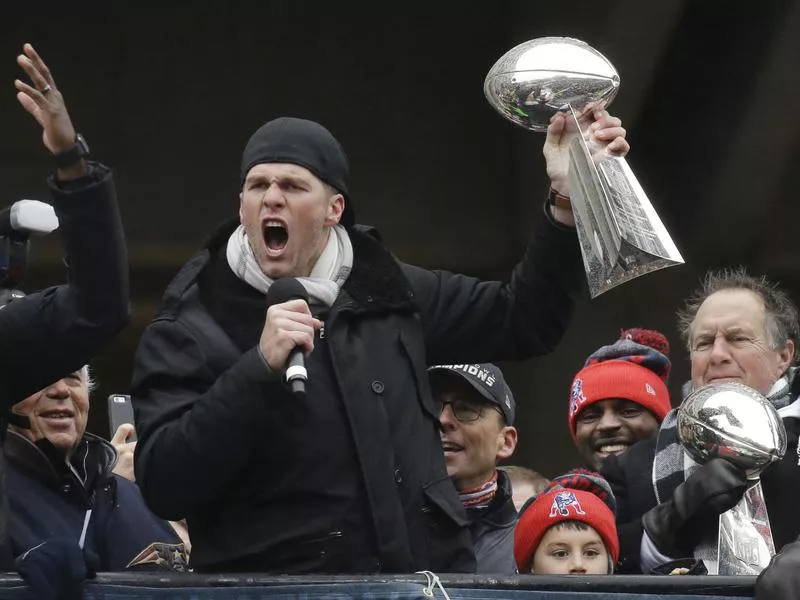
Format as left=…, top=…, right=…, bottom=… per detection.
left=428, top=363, right=515, bottom=425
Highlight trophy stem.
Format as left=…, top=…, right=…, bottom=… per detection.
left=717, top=480, right=776, bottom=575
left=563, top=106, right=683, bottom=297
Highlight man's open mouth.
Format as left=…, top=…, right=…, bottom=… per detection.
left=38, top=409, right=75, bottom=421
left=263, top=220, right=288, bottom=253
left=441, top=441, right=464, bottom=454
left=594, top=441, right=629, bottom=457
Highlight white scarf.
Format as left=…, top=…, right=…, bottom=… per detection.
left=226, top=224, right=353, bottom=307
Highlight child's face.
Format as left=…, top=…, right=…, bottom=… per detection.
left=530, top=524, right=609, bottom=575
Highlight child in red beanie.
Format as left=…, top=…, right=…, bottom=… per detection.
left=515, top=469, right=619, bottom=575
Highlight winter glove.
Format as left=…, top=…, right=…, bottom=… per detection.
left=650, top=557, right=708, bottom=575
left=642, top=458, right=748, bottom=557
left=756, top=539, right=800, bottom=600
left=15, top=537, right=88, bottom=600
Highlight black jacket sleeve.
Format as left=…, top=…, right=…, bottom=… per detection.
left=602, top=451, right=647, bottom=573
left=0, top=164, right=129, bottom=407
left=131, top=317, right=282, bottom=520
left=404, top=204, right=584, bottom=365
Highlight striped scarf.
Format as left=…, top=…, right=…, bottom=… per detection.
left=459, top=471, right=499, bottom=511
left=652, top=367, right=800, bottom=570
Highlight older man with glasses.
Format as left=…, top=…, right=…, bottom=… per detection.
left=428, top=364, right=519, bottom=574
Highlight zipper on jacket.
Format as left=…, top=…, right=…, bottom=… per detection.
left=303, top=530, right=343, bottom=544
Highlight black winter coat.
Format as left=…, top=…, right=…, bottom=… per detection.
left=5, top=431, right=183, bottom=571
left=131, top=209, right=582, bottom=574
left=0, top=164, right=129, bottom=406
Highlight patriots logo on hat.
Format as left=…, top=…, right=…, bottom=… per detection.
left=570, top=378, right=587, bottom=416
left=645, top=383, right=656, bottom=395
left=549, top=491, right=586, bottom=518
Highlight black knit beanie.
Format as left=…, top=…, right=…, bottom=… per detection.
left=240, top=117, right=353, bottom=227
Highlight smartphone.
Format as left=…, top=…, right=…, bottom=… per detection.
left=107, top=394, right=137, bottom=442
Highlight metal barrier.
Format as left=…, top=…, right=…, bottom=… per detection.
left=0, top=572, right=759, bottom=599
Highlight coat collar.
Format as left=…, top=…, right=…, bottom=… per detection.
left=4, top=429, right=117, bottom=493
left=337, top=225, right=417, bottom=315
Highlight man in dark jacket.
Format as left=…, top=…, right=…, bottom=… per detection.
left=602, top=268, right=800, bottom=574
left=131, top=109, right=630, bottom=573
left=6, top=367, right=186, bottom=572
left=0, top=43, right=130, bottom=582
left=429, top=363, right=519, bottom=574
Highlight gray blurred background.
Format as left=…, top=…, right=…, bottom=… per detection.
left=2, top=1, right=799, bottom=475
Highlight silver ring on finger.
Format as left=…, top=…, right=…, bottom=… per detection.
left=40, top=84, right=51, bottom=94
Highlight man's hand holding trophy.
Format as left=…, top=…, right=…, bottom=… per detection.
left=677, top=382, right=787, bottom=575
left=484, top=37, right=683, bottom=297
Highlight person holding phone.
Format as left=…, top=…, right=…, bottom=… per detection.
left=5, top=367, right=187, bottom=575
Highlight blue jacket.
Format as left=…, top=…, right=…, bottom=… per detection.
left=5, top=430, right=184, bottom=572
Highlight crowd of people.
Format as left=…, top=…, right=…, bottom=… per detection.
left=3, top=41, right=799, bottom=599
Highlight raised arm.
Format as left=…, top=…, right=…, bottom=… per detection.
left=0, top=43, right=129, bottom=406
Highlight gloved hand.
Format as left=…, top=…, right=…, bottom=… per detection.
left=15, top=537, right=88, bottom=600
left=756, top=540, right=800, bottom=599
left=642, top=458, right=748, bottom=557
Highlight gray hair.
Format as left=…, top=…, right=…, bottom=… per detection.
left=79, top=365, right=98, bottom=393
left=676, top=267, right=799, bottom=362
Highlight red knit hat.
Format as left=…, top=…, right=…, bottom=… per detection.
left=568, top=328, right=672, bottom=437
left=514, top=469, right=619, bottom=573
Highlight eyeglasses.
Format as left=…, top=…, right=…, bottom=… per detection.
left=437, top=398, right=503, bottom=423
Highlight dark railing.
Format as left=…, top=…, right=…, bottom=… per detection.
left=0, top=572, right=759, bottom=599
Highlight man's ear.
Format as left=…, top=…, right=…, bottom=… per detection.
left=325, top=194, right=345, bottom=227
left=496, top=426, right=518, bottom=461
left=777, top=339, right=795, bottom=375
left=238, top=192, right=244, bottom=223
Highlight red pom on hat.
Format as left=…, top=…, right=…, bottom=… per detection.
left=619, top=328, right=669, bottom=358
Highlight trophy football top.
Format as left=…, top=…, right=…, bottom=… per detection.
left=484, top=37, right=620, bottom=132
left=677, top=381, right=787, bottom=478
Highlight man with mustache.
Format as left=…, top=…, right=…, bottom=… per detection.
left=602, top=269, right=800, bottom=574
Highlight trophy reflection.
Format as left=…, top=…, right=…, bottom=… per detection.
left=677, top=382, right=786, bottom=575
left=484, top=37, right=684, bottom=297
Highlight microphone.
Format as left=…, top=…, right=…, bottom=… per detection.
left=265, top=278, right=310, bottom=397
left=0, top=200, right=59, bottom=237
